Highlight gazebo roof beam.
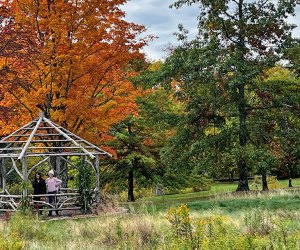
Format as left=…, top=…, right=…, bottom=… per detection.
left=0, top=123, right=36, bottom=152
left=22, top=127, right=57, bottom=130
left=26, top=152, right=105, bottom=157
left=54, top=124, right=112, bottom=157
left=0, top=139, right=72, bottom=143
left=17, top=114, right=43, bottom=160
left=0, top=151, right=107, bottom=158
left=69, top=134, right=112, bottom=156
left=43, top=117, right=96, bottom=159
left=0, top=120, right=36, bottom=142
left=9, top=133, right=62, bottom=137
left=1, top=146, right=97, bottom=150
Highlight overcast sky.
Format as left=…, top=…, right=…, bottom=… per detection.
left=122, top=0, right=300, bottom=61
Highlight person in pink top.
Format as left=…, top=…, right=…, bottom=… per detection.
left=45, top=169, right=62, bottom=216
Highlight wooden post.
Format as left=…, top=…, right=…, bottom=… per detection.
left=56, top=156, right=61, bottom=177
left=94, top=155, right=100, bottom=204
left=0, top=159, right=6, bottom=191
left=22, top=158, right=28, bottom=197
left=59, top=156, right=69, bottom=188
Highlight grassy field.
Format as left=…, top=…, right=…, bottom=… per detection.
left=123, top=179, right=300, bottom=213
left=1, top=180, right=300, bottom=249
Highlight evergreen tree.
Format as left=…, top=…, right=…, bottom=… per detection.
left=106, top=86, right=182, bottom=201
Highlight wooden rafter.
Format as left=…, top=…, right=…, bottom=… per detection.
left=0, top=112, right=111, bottom=159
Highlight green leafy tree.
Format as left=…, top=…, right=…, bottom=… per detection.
left=108, top=115, right=156, bottom=202
left=262, top=67, right=300, bottom=187
left=164, top=0, right=299, bottom=191
left=105, top=84, right=182, bottom=201
left=284, top=39, right=300, bottom=75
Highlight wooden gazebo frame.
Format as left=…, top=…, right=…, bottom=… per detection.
left=0, top=112, right=111, bottom=212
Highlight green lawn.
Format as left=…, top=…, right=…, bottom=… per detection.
left=279, top=178, right=300, bottom=186
left=122, top=179, right=300, bottom=213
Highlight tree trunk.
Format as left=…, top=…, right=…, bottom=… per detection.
left=59, top=164, right=69, bottom=188
left=229, top=170, right=234, bottom=182
left=236, top=157, right=249, bottom=191
left=127, top=170, right=135, bottom=202
left=288, top=168, right=292, bottom=188
left=50, top=156, right=68, bottom=188
left=236, top=84, right=250, bottom=191
left=0, top=159, right=5, bottom=191
left=261, top=172, right=268, bottom=191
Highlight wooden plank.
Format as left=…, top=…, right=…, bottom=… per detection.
left=63, top=129, right=112, bottom=157
left=0, top=148, right=22, bottom=151
left=22, top=127, right=57, bottom=130
left=11, top=158, right=23, bottom=180
left=18, top=115, right=43, bottom=160
left=0, top=120, right=36, bottom=141
left=43, top=117, right=96, bottom=159
left=0, top=141, right=28, bottom=143
left=30, top=193, right=79, bottom=197
left=34, top=133, right=63, bottom=136
left=6, top=166, right=15, bottom=176
left=8, top=133, right=62, bottom=137
left=1, top=152, right=101, bottom=158
left=35, top=207, right=81, bottom=211
left=0, top=154, right=19, bottom=158
left=1, top=146, right=95, bottom=150
left=31, top=139, right=72, bottom=142
left=0, top=193, right=79, bottom=198
left=0, top=194, right=22, bottom=198
left=0, top=125, right=36, bottom=152
left=0, top=139, right=72, bottom=143
left=25, top=152, right=102, bottom=157
left=49, top=120, right=111, bottom=157
left=27, top=146, right=95, bottom=149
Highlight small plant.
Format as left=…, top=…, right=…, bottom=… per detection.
left=7, top=181, right=34, bottom=195
left=0, top=234, right=23, bottom=250
left=244, top=209, right=274, bottom=235
left=166, top=204, right=192, bottom=239
left=166, top=205, right=235, bottom=249
left=76, top=158, right=94, bottom=214
left=8, top=212, right=47, bottom=239
left=19, top=181, right=33, bottom=214
left=268, top=176, right=284, bottom=190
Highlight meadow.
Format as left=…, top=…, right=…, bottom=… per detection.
left=1, top=180, right=300, bottom=250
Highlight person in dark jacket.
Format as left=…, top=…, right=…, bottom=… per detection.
left=32, top=172, right=46, bottom=214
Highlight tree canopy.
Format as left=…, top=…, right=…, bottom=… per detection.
left=0, top=0, right=147, bottom=144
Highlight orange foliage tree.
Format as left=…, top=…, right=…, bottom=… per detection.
left=0, top=0, right=147, bottom=143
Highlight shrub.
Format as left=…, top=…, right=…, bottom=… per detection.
left=187, top=175, right=213, bottom=192
left=0, top=234, right=23, bottom=250
left=244, top=209, right=274, bottom=235
left=166, top=204, right=192, bottom=239
left=76, top=158, right=94, bottom=214
left=268, top=176, right=284, bottom=190
left=8, top=212, right=47, bottom=240
left=68, top=214, right=160, bottom=249
left=7, top=181, right=33, bottom=195
left=165, top=204, right=300, bottom=249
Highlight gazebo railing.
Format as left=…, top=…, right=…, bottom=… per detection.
left=0, top=191, right=82, bottom=212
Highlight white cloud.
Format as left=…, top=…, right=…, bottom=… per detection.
left=122, top=1, right=300, bottom=61
left=122, top=0, right=198, bottom=61
left=289, top=5, right=300, bottom=38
